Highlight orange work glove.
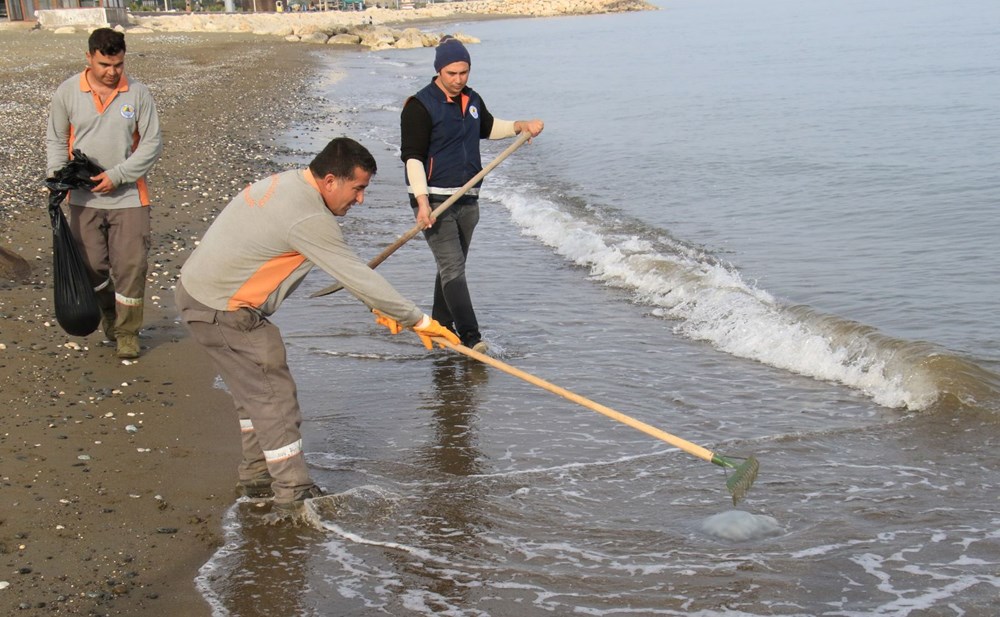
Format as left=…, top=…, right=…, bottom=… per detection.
left=412, top=315, right=460, bottom=349
left=372, top=309, right=403, bottom=335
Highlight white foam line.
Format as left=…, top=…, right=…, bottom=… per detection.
left=492, top=184, right=937, bottom=410
left=383, top=450, right=677, bottom=490
left=306, top=510, right=488, bottom=574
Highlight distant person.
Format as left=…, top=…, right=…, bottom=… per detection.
left=176, top=137, right=459, bottom=520
left=400, top=35, right=544, bottom=353
left=45, top=27, right=163, bottom=359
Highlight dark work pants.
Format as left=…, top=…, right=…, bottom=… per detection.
left=420, top=201, right=481, bottom=346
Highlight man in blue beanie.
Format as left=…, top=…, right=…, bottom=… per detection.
left=400, top=35, right=544, bottom=353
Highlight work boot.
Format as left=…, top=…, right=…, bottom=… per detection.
left=264, top=485, right=325, bottom=525
left=114, top=303, right=144, bottom=358
left=116, top=334, right=140, bottom=359
left=236, top=475, right=274, bottom=499
left=101, top=309, right=117, bottom=342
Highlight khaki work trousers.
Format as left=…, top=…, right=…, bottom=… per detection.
left=175, top=283, right=313, bottom=504
left=68, top=205, right=150, bottom=338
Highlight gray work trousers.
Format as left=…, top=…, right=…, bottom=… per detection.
left=420, top=201, right=481, bottom=346
left=69, top=205, right=150, bottom=337
left=175, top=283, right=313, bottom=504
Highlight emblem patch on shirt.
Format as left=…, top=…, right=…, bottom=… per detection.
left=120, top=104, right=135, bottom=119
left=469, top=105, right=479, bottom=119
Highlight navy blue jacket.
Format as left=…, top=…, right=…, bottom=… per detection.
left=401, top=79, right=495, bottom=196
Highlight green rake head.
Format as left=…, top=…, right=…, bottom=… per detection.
left=711, top=455, right=760, bottom=506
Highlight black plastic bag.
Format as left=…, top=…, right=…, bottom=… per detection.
left=46, top=151, right=105, bottom=337
left=51, top=150, right=105, bottom=188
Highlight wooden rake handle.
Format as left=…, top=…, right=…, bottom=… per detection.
left=435, top=337, right=718, bottom=464
left=310, top=132, right=533, bottom=299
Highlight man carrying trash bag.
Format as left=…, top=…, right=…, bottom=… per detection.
left=45, top=152, right=106, bottom=337
left=45, top=28, right=163, bottom=359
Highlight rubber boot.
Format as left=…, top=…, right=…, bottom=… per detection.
left=96, top=282, right=117, bottom=342
left=115, top=303, right=144, bottom=359
left=101, top=308, right=117, bottom=343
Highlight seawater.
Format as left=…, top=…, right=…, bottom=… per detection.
left=197, top=0, right=1000, bottom=615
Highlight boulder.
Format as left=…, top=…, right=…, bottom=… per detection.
left=453, top=32, right=481, bottom=45
left=328, top=33, right=362, bottom=46
left=296, top=24, right=330, bottom=37
left=394, top=27, right=427, bottom=50
left=299, top=31, right=330, bottom=45
left=358, top=26, right=397, bottom=51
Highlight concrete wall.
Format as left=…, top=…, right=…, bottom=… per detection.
left=36, top=8, right=129, bottom=28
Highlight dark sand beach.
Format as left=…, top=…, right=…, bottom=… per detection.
left=0, top=26, right=332, bottom=616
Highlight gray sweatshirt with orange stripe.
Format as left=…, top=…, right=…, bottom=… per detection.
left=46, top=70, right=162, bottom=209
left=180, top=169, right=424, bottom=325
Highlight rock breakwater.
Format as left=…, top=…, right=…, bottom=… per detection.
left=120, top=0, right=657, bottom=48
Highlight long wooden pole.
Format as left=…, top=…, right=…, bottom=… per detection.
left=437, top=338, right=719, bottom=463
left=310, top=132, right=532, bottom=298
left=436, top=337, right=762, bottom=506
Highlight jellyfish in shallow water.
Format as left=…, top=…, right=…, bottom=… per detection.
left=700, top=510, right=783, bottom=542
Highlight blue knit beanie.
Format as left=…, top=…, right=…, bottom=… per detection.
left=434, top=36, right=471, bottom=72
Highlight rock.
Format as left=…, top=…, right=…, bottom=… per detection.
left=452, top=32, right=481, bottom=45
left=358, top=26, right=397, bottom=51
left=327, top=33, right=361, bottom=46
left=298, top=32, right=329, bottom=45
left=394, top=27, right=427, bottom=50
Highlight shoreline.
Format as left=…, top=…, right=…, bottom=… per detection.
left=0, top=30, right=338, bottom=616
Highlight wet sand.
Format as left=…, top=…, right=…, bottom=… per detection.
left=0, top=26, right=335, bottom=616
